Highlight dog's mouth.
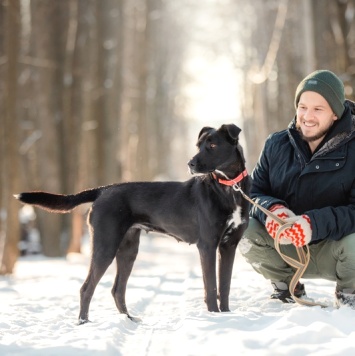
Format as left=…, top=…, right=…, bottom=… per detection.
left=188, top=167, right=212, bottom=176
left=188, top=163, right=215, bottom=176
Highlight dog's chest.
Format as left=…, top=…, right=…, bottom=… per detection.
left=227, top=205, right=243, bottom=229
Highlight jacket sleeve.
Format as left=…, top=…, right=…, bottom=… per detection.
left=250, top=136, right=289, bottom=224
left=306, top=187, right=355, bottom=242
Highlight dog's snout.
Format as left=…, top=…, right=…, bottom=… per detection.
left=188, top=159, right=195, bottom=167
left=188, top=158, right=198, bottom=175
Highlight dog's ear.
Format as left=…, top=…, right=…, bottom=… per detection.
left=219, top=124, right=241, bottom=143
left=198, top=126, right=214, bottom=140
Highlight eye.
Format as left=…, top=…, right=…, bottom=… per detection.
left=210, top=143, right=217, bottom=149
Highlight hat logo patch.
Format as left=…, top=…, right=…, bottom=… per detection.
left=307, top=79, right=318, bottom=85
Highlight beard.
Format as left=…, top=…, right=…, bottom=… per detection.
left=296, top=120, right=334, bottom=143
left=297, top=126, right=330, bottom=143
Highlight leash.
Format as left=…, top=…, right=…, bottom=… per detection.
left=232, top=183, right=327, bottom=308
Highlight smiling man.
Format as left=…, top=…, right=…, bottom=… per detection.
left=296, top=91, right=338, bottom=152
left=240, top=70, right=355, bottom=308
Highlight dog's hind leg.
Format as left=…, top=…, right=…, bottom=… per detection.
left=78, top=248, right=117, bottom=325
left=78, top=215, right=129, bottom=325
left=78, top=259, right=114, bottom=324
left=111, top=228, right=141, bottom=322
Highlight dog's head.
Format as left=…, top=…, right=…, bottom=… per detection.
left=188, top=124, right=246, bottom=179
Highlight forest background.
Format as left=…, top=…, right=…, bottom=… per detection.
left=1, top=0, right=355, bottom=274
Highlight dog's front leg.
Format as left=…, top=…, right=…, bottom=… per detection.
left=217, top=241, right=238, bottom=312
left=197, top=242, right=219, bottom=312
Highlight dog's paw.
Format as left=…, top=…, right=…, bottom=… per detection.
left=220, top=307, right=231, bottom=312
left=127, top=315, right=142, bottom=323
left=77, top=318, right=91, bottom=325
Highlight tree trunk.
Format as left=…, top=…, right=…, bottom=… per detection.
left=28, top=1, right=67, bottom=256
left=0, top=0, right=21, bottom=274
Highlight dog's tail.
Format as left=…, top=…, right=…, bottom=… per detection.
left=14, top=187, right=102, bottom=213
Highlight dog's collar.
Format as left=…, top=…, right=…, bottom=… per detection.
left=212, top=169, right=248, bottom=186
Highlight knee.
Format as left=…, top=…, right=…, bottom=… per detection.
left=239, top=218, right=271, bottom=257
left=338, top=233, right=355, bottom=248
left=336, top=233, right=355, bottom=262
left=243, top=218, right=270, bottom=244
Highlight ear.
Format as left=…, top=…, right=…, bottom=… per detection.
left=219, top=124, right=241, bottom=142
left=198, top=126, right=214, bottom=140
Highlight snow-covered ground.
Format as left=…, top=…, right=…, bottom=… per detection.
left=1, top=234, right=354, bottom=356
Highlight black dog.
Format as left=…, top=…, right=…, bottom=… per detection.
left=15, top=124, right=250, bottom=324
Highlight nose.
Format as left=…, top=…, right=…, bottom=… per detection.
left=303, top=109, right=313, bottom=120
left=188, top=159, right=195, bottom=168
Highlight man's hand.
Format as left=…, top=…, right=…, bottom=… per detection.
left=282, top=215, right=312, bottom=247
left=265, top=204, right=295, bottom=244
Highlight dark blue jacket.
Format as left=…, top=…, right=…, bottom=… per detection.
left=250, top=100, right=355, bottom=243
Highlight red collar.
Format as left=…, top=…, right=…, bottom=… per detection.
left=212, top=169, right=248, bottom=186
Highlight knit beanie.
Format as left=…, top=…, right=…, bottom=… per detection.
left=294, top=70, right=345, bottom=118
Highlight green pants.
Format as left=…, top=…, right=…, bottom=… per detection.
left=240, top=218, right=355, bottom=292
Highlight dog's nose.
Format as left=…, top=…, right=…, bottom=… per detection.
left=187, top=159, right=196, bottom=174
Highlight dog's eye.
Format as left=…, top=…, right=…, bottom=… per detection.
left=210, top=143, right=217, bottom=149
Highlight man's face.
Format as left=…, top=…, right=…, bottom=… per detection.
left=296, top=91, right=337, bottom=149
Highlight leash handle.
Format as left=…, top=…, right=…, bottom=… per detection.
left=233, top=184, right=327, bottom=308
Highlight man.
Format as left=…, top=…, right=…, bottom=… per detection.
left=240, top=69, right=355, bottom=307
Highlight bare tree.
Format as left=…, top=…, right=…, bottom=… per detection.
left=0, top=0, right=21, bottom=274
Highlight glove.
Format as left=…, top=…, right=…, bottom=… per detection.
left=282, top=215, right=312, bottom=247
left=265, top=204, right=295, bottom=244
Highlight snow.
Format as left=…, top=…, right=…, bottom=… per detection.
left=1, top=234, right=355, bottom=356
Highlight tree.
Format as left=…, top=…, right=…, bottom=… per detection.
left=0, top=0, right=21, bottom=274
